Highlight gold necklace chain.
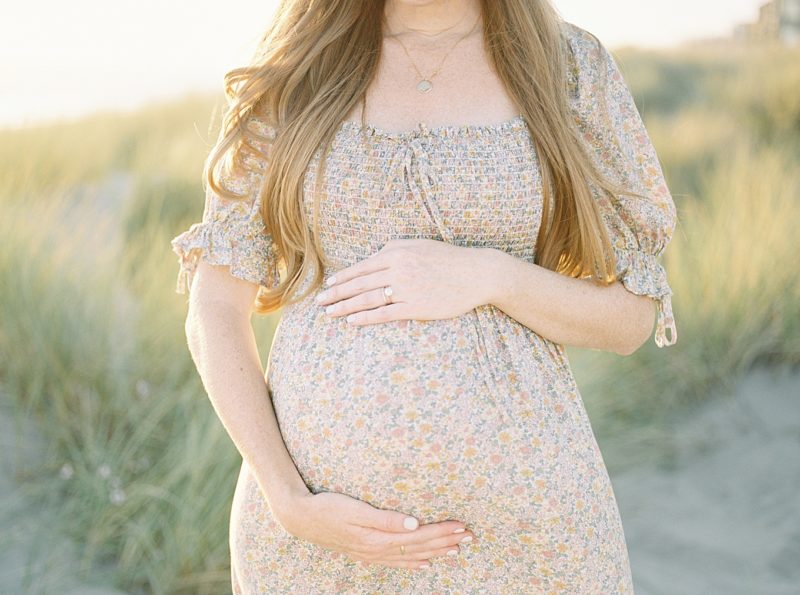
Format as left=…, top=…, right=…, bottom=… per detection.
left=389, top=10, right=482, bottom=94
left=388, top=7, right=470, bottom=39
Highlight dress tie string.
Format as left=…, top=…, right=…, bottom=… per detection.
left=381, top=124, right=454, bottom=244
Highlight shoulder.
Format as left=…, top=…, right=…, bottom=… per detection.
left=559, top=20, right=609, bottom=66
left=558, top=21, right=620, bottom=102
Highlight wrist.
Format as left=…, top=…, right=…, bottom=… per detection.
left=255, top=473, right=310, bottom=517
left=475, top=247, right=509, bottom=307
left=269, top=487, right=315, bottom=534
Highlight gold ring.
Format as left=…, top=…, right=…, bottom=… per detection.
left=400, top=544, right=406, bottom=555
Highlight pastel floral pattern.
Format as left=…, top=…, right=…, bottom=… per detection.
left=170, top=20, right=677, bottom=594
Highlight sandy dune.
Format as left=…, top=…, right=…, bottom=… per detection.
left=613, top=364, right=800, bottom=595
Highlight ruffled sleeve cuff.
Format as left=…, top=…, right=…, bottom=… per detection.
left=613, top=246, right=678, bottom=348
left=170, top=219, right=282, bottom=295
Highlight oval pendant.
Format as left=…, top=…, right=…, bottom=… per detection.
left=416, top=79, right=433, bottom=93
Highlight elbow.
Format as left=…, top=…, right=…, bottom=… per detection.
left=614, top=295, right=658, bottom=356
left=184, top=315, right=195, bottom=350
left=615, top=335, right=647, bottom=357
left=183, top=306, right=203, bottom=358
left=184, top=317, right=198, bottom=360
left=614, top=331, right=649, bottom=356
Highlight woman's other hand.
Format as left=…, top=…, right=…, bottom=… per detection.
left=275, top=490, right=475, bottom=570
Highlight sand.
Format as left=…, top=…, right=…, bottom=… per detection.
left=613, top=363, right=800, bottom=595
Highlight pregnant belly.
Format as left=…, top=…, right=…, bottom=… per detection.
left=266, top=302, right=589, bottom=523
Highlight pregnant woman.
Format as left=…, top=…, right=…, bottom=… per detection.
left=171, top=0, right=678, bottom=592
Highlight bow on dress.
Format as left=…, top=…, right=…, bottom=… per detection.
left=380, top=124, right=455, bottom=244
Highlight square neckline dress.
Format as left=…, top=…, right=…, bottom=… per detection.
left=170, top=22, right=678, bottom=594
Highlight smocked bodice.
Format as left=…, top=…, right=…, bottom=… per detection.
left=299, top=114, right=543, bottom=271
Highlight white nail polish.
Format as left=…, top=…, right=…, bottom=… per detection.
left=452, top=527, right=465, bottom=533
left=325, top=275, right=337, bottom=286
left=446, top=549, right=458, bottom=556
left=403, top=517, right=419, bottom=530
left=459, top=535, right=472, bottom=543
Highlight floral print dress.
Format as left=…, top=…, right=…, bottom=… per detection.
left=171, top=21, right=678, bottom=595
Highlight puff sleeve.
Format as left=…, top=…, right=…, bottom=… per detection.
left=170, top=117, right=282, bottom=295
left=564, top=23, right=678, bottom=347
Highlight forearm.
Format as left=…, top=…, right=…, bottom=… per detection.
left=478, top=248, right=654, bottom=355
left=185, top=300, right=309, bottom=514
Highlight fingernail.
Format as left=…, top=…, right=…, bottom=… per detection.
left=315, top=290, right=329, bottom=303
left=452, top=527, right=465, bottom=533
left=418, top=563, right=431, bottom=569
left=446, top=549, right=458, bottom=556
left=325, top=305, right=335, bottom=315
left=325, top=275, right=337, bottom=286
left=459, top=535, right=473, bottom=543
left=403, top=516, right=419, bottom=530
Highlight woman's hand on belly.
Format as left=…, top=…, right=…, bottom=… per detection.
left=315, top=238, right=497, bottom=326
left=277, top=490, right=475, bottom=571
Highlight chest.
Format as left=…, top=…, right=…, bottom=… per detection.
left=300, top=123, right=545, bottom=267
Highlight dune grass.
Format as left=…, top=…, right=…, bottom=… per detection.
left=0, top=43, right=798, bottom=593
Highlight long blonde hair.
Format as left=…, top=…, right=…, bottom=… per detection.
left=205, top=0, right=639, bottom=314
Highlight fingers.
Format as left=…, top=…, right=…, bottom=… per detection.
left=358, top=506, right=421, bottom=533
left=345, top=302, right=408, bottom=326
left=360, top=508, right=466, bottom=538
left=345, top=501, right=474, bottom=570
left=384, top=543, right=464, bottom=562
left=316, top=270, right=393, bottom=310
left=353, top=519, right=475, bottom=559
left=385, top=529, right=475, bottom=558
left=321, top=286, right=395, bottom=319
left=354, top=539, right=472, bottom=572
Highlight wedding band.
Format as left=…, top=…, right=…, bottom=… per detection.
left=382, top=285, right=393, bottom=305
left=400, top=544, right=406, bottom=555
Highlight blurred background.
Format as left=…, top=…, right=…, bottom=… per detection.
left=1, top=1, right=798, bottom=593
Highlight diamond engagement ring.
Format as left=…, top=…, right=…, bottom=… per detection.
left=382, top=285, right=393, bottom=305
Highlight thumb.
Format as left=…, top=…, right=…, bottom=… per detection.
left=362, top=505, right=419, bottom=533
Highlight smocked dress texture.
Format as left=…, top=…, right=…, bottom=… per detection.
left=171, top=22, right=677, bottom=595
